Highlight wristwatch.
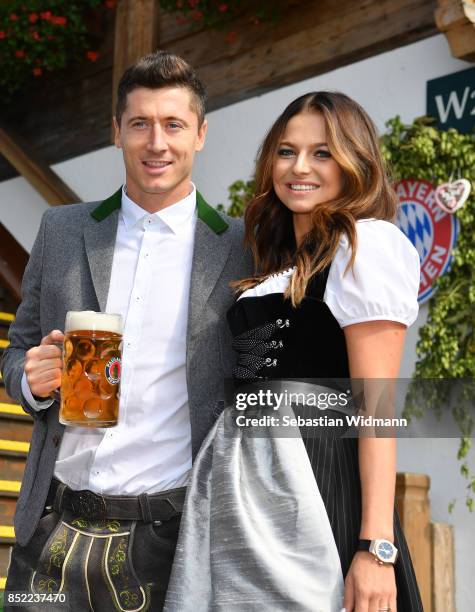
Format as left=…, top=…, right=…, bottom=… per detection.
left=357, top=539, right=398, bottom=564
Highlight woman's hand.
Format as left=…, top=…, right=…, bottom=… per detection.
left=343, top=551, right=397, bottom=612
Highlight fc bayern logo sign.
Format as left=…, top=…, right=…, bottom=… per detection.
left=395, top=179, right=459, bottom=304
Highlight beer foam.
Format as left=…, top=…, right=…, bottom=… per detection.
left=65, top=311, right=122, bottom=334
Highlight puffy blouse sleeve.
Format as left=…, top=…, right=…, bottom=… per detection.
left=323, top=219, right=420, bottom=328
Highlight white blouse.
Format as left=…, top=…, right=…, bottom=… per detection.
left=238, top=219, right=420, bottom=328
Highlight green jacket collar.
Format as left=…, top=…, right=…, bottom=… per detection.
left=91, top=187, right=228, bottom=235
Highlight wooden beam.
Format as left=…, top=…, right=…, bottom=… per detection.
left=0, top=125, right=80, bottom=205
left=166, top=0, right=438, bottom=110
left=431, top=522, right=456, bottom=611
left=112, top=0, right=161, bottom=125
left=435, top=0, right=475, bottom=60
left=464, top=0, right=475, bottom=22
left=0, top=224, right=28, bottom=303
left=396, top=472, right=432, bottom=612
left=445, top=21, right=475, bottom=60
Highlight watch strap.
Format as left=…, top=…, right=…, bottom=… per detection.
left=357, top=539, right=372, bottom=551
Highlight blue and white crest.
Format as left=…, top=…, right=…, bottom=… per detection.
left=395, top=179, right=458, bottom=304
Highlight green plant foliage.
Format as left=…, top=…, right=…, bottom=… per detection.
left=216, top=179, right=254, bottom=217
left=0, top=0, right=110, bottom=99
left=381, top=116, right=475, bottom=511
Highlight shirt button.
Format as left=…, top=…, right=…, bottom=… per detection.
left=135, top=296, right=140, bottom=302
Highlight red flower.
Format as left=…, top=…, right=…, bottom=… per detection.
left=33, top=67, right=42, bottom=76
left=188, top=0, right=199, bottom=7
left=218, top=3, right=228, bottom=12
left=105, top=0, right=116, bottom=8
left=86, top=50, right=99, bottom=62
left=29, top=13, right=39, bottom=23
left=192, top=10, right=203, bottom=21
left=51, top=16, right=67, bottom=26
left=10, top=13, right=19, bottom=21
left=40, top=11, right=52, bottom=20
left=225, top=30, right=237, bottom=44
left=0, top=31, right=6, bottom=39
left=31, top=30, right=41, bottom=41
left=15, top=50, right=25, bottom=57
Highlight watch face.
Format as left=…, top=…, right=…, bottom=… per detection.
left=377, top=540, right=394, bottom=561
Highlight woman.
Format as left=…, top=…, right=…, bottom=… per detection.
left=165, top=92, right=422, bottom=612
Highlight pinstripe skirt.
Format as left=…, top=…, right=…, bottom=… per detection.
left=302, top=432, right=423, bottom=611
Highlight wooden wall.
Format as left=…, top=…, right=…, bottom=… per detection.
left=0, top=0, right=438, bottom=183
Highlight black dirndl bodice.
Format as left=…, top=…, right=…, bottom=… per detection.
left=227, top=268, right=348, bottom=381
left=225, top=269, right=423, bottom=612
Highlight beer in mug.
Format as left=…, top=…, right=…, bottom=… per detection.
left=59, top=311, right=123, bottom=427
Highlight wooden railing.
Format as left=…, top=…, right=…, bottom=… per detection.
left=0, top=317, right=33, bottom=589
left=396, top=473, right=456, bottom=612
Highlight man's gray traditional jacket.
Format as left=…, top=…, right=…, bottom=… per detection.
left=1, top=188, right=252, bottom=546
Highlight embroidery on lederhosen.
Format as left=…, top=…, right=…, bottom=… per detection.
left=103, top=525, right=148, bottom=612
left=31, top=512, right=149, bottom=611
left=30, top=521, right=75, bottom=595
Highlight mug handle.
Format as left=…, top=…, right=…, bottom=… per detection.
left=49, top=341, right=64, bottom=403
left=50, top=388, right=61, bottom=402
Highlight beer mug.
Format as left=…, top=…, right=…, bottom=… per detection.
left=58, top=311, right=123, bottom=427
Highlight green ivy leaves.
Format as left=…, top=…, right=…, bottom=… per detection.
left=382, top=116, right=475, bottom=512
left=216, top=179, right=253, bottom=217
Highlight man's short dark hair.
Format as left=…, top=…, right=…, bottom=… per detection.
left=116, top=50, right=207, bottom=127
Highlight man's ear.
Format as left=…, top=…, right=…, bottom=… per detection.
left=195, top=118, right=208, bottom=152
left=113, top=117, right=121, bottom=148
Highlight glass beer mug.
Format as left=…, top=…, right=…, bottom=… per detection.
left=58, top=311, right=123, bottom=427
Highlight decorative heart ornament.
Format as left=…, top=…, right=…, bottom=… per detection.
left=434, top=179, right=471, bottom=214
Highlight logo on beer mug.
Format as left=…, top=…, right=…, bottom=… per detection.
left=105, top=357, right=121, bottom=385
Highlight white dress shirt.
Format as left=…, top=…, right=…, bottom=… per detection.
left=22, top=185, right=197, bottom=494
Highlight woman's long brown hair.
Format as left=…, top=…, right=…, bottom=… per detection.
left=233, top=92, right=398, bottom=306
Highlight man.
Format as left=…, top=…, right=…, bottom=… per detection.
left=2, top=51, right=251, bottom=611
